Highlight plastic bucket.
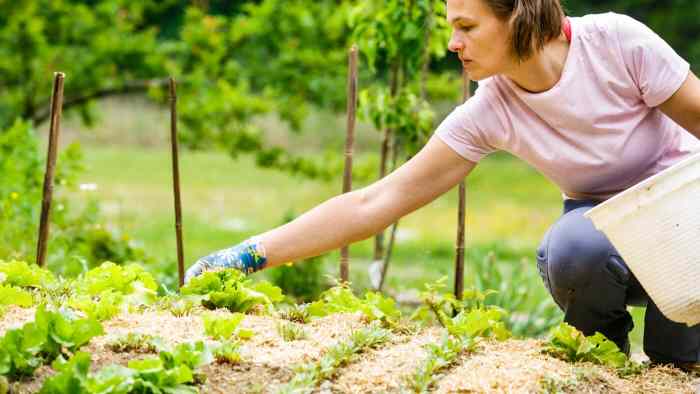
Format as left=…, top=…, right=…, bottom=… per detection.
left=584, top=152, right=700, bottom=327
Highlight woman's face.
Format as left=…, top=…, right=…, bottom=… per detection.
left=446, top=0, right=514, bottom=80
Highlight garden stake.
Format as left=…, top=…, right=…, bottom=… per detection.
left=377, top=134, right=400, bottom=291
left=340, top=45, right=358, bottom=283
left=169, top=78, right=185, bottom=288
left=454, top=70, right=471, bottom=299
left=36, top=72, right=65, bottom=267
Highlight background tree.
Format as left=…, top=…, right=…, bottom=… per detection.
left=350, top=0, right=451, bottom=285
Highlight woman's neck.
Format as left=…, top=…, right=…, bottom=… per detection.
left=504, top=34, right=570, bottom=93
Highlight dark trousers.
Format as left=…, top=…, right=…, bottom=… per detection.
left=536, top=199, right=700, bottom=364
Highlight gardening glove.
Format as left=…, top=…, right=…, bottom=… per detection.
left=184, top=237, right=268, bottom=283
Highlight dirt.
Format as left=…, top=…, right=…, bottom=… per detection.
left=1, top=306, right=697, bottom=394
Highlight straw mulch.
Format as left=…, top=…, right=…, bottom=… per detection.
left=0, top=306, right=697, bottom=393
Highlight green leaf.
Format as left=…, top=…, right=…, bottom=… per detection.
left=128, top=357, right=164, bottom=374
left=42, top=353, right=92, bottom=393
left=0, top=285, right=33, bottom=308
left=543, top=323, right=638, bottom=374
left=0, top=260, right=55, bottom=289
left=202, top=313, right=245, bottom=340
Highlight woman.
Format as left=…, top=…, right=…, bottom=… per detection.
left=186, top=0, right=700, bottom=370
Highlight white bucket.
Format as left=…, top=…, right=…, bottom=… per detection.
left=584, top=152, right=700, bottom=327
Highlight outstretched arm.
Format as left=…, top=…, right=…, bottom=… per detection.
left=259, top=136, right=476, bottom=267
left=185, top=136, right=476, bottom=281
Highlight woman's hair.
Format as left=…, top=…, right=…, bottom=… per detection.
left=482, top=0, right=565, bottom=61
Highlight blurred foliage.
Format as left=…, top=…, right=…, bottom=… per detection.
left=0, top=0, right=696, bottom=173
left=0, top=120, right=151, bottom=277
left=564, top=0, right=700, bottom=68
left=352, top=0, right=449, bottom=161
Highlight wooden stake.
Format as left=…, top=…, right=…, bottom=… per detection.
left=378, top=219, right=399, bottom=291
left=454, top=70, right=471, bottom=299
left=169, top=78, right=185, bottom=288
left=36, top=72, right=65, bottom=267
left=340, top=45, right=358, bottom=283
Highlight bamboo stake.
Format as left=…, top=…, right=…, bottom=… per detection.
left=454, top=70, right=471, bottom=299
left=169, top=78, right=185, bottom=288
left=36, top=72, right=65, bottom=267
left=377, top=133, right=400, bottom=291
left=378, top=219, right=399, bottom=291
left=340, top=45, right=359, bottom=283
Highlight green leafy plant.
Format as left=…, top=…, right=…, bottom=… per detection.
left=0, top=285, right=33, bottom=316
left=413, top=277, right=511, bottom=341
left=67, top=290, right=124, bottom=322
left=156, top=295, right=200, bottom=318
left=180, top=269, right=283, bottom=313
left=63, top=262, right=159, bottom=321
left=0, top=260, right=55, bottom=289
left=402, top=279, right=512, bottom=391
left=306, top=285, right=402, bottom=330
left=106, top=333, right=161, bottom=354
left=73, top=262, right=157, bottom=301
left=202, top=312, right=252, bottom=341
left=278, top=304, right=310, bottom=324
left=0, top=305, right=103, bottom=380
left=403, top=334, right=474, bottom=393
left=276, top=321, right=307, bottom=342
left=212, top=340, right=242, bottom=365
left=40, top=340, right=214, bottom=393
left=279, top=322, right=391, bottom=393
left=543, top=323, right=645, bottom=376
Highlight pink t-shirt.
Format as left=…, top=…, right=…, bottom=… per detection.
left=436, top=12, right=699, bottom=200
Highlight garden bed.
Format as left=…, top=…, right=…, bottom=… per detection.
left=2, top=306, right=697, bottom=394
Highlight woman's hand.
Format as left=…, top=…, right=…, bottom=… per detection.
left=184, top=238, right=267, bottom=283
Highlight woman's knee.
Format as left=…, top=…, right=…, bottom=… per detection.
left=538, top=207, right=615, bottom=292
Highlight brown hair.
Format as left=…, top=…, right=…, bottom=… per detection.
left=483, top=0, right=565, bottom=61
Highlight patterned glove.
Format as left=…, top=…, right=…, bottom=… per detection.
left=184, top=238, right=267, bottom=283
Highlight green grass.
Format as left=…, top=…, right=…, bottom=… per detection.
left=57, top=97, right=644, bottom=348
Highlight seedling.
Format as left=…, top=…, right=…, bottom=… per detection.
left=278, top=322, right=391, bottom=393
left=543, top=323, right=646, bottom=376
left=106, top=333, right=162, bottom=354
left=276, top=321, right=307, bottom=341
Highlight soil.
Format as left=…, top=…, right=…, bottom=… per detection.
left=1, top=306, right=698, bottom=394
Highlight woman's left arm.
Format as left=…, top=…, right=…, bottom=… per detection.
left=659, top=71, right=700, bottom=139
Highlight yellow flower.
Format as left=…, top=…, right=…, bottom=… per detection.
left=10, top=192, right=19, bottom=200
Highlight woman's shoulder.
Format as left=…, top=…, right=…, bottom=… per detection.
left=573, top=12, right=652, bottom=42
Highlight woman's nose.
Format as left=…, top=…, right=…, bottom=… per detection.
left=448, top=34, right=463, bottom=53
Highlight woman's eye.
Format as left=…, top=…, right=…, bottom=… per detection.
left=459, top=25, right=472, bottom=32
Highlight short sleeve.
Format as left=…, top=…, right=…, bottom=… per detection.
left=615, top=14, right=690, bottom=107
left=434, top=90, right=499, bottom=163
